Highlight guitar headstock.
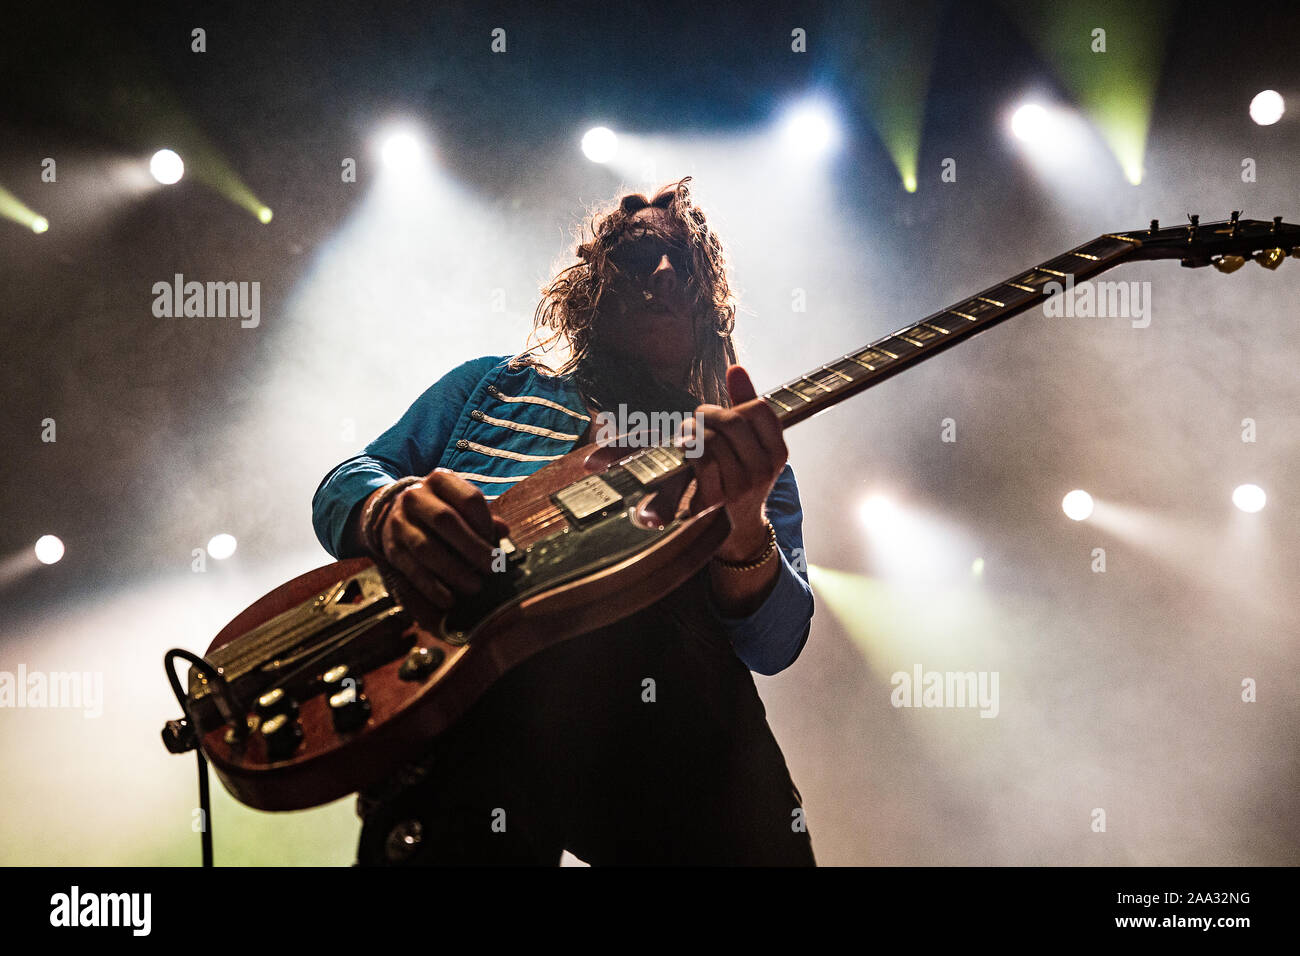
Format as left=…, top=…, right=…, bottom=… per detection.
left=1115, top=213, right=1300, bottom=272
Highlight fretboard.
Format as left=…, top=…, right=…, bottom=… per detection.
left=760, top=231, right=1142, bottom=428
left=597, top=213, right=1299, bottom=488
left=606, top=230, right=1149, bottom=488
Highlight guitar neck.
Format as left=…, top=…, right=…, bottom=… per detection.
left=760, top=231, right=1142, bottom=428
left=614, top=214, right=1297, bottom=487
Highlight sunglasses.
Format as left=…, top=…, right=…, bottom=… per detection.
left=606, top=234, right=694, bottom=281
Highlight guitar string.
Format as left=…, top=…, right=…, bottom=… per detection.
left=256, top=611, right=398, bottom=701
left=496, top=464, right=697, bottom=540
left=494, top=458, right=689, bottom=532
left=211, top=595, right=392, bottom=677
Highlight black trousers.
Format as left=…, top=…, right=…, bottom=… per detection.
left=355, top=574, right=816, bottom=866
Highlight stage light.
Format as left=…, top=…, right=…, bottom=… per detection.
left=860, top=494, right=899, bottom=527
left=0, top=185, right=49, bottom=233
left=206, top=533, right=237, bottom=560
left=778, top=100, right=841, bottom=158
left=1010, top=104, right=1050, bottom=142
left=581, top=126, right=618, bottom=163
left=1249, top=90, right=1284, bottom=126
left=1062, top=490, right=1094, bottom=521
left=1232, top=484, right=1266, bottom=513
left=1008, top=99, right=1141, bottom=189
left=971, top=557, right=985, bottom=577
left=258, top=207, right=273, bottom=224
left=857, top=492, right=978, bottom=589
left=34, top=535, right=64, bottom=565
left=1008, top=3, right=1170, bottom=187
left=381, top=131, right=424, bottom=171
left=150, top=149, right=184, bottom=185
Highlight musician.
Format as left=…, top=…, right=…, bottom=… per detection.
left=312, top=178, right=815, bottom=865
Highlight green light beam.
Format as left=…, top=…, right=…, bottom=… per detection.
left=0, top=185, right=49, bottom=232
left=999, top=0, right=1177, bottom=185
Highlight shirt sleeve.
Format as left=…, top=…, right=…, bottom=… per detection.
left=704, top=462, right=815, bottom=676
left=311, top=354, right=506, bottom=558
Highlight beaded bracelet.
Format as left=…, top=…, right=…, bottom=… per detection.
left=713, top=518, right=778, bottom=572
left=361, top=476, right=422, bottom=558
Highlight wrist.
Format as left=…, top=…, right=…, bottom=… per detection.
left=714, top=517, right=777, bottom=568
left=360, top=477, right=420, bottom=559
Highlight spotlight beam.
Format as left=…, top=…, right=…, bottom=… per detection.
left=0, top=184, right=50, bottom=233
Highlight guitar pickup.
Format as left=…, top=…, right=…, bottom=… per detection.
left=552, top=475, right=624, bottom=524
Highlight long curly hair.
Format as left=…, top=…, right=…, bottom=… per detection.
left=508, top=176, right=738, bottom=410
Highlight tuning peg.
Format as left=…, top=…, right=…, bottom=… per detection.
left=1213, top=255, right=1246, bottom=274
left=1149, top=218, right=1159, bottom=234
left=1229, top=210, right=1241, bottom=235
left=1187, top=214, right=1199, bottom=241
left=1255, top=248, right=1287, bottom=270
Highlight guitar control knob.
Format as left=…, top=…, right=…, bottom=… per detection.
left=323, top=664, right=363, bottom=695
left=254, top=688, right=299, bottom=721
left=329, top=684, right=371, bottom=733
left=261, top=713, right=303, bottom=761
left=398, top=646, right=445, bottom=681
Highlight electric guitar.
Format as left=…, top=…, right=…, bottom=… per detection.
left=163, top=214, right=1299, bottom=811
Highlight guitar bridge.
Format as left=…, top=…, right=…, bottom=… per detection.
left=190, top=565, right=398, bottom=701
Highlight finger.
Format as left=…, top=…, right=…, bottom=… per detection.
left=426, top=469, right=497, bottom=543
left=691, top=406, right=758, bottom=500
left=382, top=523, right=456, bottom=610
left=398, top=486, right=496, bottom=571
left=393, top=523, right=484, bottom=596
left=675, top=406, right=714, bottom=452
left=692, top=453, right=725, bottom=513
left=706, top=416, right=759, bottom=500
left=736, top=397, right=788, bottom=468
left=725, top=365, right=788, bottom=467
left=726, top=364, right=757, bottom=405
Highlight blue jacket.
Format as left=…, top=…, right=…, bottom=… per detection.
left=312, top=354, right=813, bottom=675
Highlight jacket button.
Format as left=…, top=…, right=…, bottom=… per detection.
left=456, top=439, right=468, bottom=450
left=470, top=409, right=484, bottom=421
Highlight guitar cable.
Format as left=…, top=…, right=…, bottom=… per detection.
left=162, top=648, right=235, bottom=868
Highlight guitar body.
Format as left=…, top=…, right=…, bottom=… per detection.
left=194, top=439, right=730, bottom=811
